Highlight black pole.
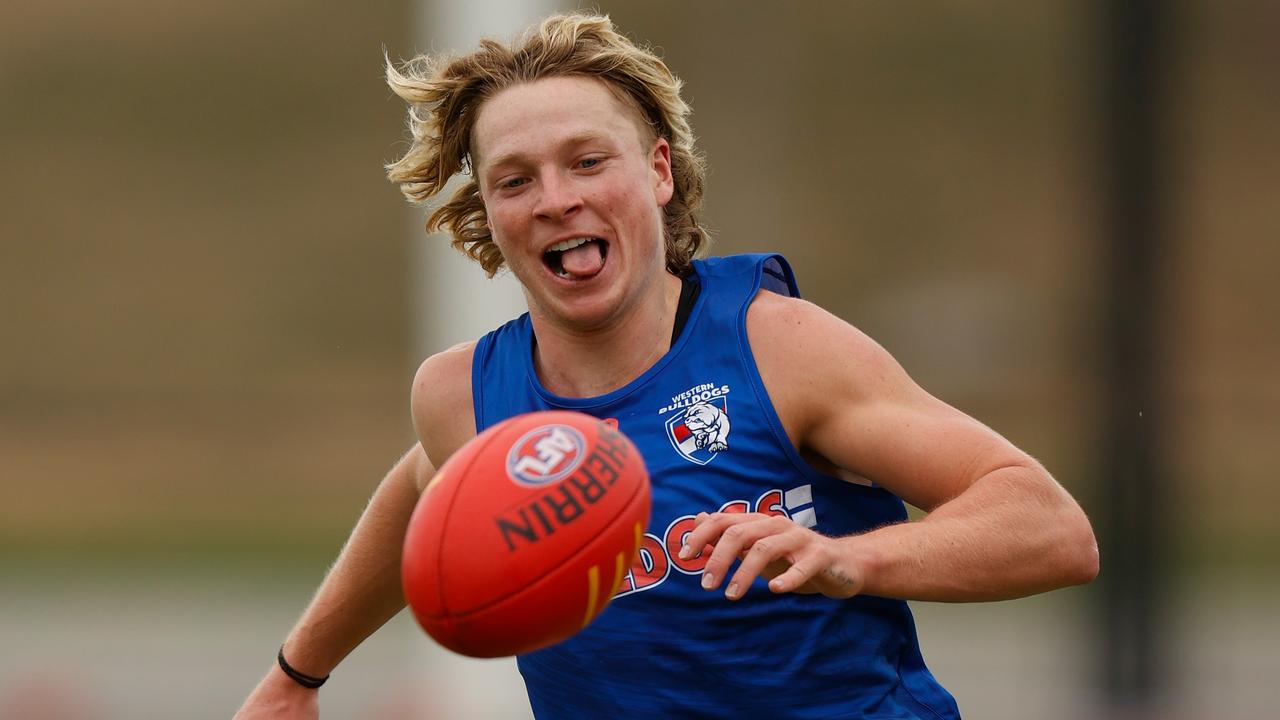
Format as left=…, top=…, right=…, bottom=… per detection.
left=1096, top=0, right=1175, bottom=713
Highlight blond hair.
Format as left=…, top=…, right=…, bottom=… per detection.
left=385, top=13, right=708, bottom=277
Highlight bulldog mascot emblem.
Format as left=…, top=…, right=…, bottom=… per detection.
left=685, top=402, right=730, bottom=453
left=665, top=398, right=731, bottom=465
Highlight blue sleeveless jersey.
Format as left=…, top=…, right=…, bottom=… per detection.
left=472, top=254, right=959, bottom=719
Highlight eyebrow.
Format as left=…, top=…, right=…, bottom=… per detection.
left=481, top=131, right=614, bottom=176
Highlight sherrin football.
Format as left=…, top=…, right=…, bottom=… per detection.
left=402, top=410, right=651, bottom=658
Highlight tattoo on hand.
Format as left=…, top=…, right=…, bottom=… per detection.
left=822, top=567, right=857, bottom=588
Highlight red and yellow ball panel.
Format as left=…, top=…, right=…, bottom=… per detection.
left=402, top=410, right=651, bottom=658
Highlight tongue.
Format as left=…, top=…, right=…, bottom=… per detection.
left=560, top=240, right=604, bottom=278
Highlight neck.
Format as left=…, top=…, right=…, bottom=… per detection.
left=531, top=273, right=683, bottom=398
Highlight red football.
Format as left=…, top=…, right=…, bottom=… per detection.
left=402, top=410, right=651, bottom=658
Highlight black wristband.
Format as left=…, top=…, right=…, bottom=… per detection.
left=277, top=646, right=329, bottom=689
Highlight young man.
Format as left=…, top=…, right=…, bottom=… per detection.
left=236, top=13, right=1097, bottom=719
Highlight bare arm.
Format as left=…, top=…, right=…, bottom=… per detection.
left=684, top=292, right=1098, bottom=602
left=234, top=445, right=432, bottom=719
left=235, top=343, right=475, bottom=718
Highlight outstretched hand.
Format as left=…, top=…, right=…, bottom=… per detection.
left=680, top=512, right=865, bottom=601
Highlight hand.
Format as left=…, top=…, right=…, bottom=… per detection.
left=234, top=666, right=320, bottom=720
left=680, top=512, right=865, bottom=601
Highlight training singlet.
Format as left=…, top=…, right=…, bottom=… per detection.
left=471, top=254, right=960, bottom=719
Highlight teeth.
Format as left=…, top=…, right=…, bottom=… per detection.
left=548, top=237, right=594, bottom=252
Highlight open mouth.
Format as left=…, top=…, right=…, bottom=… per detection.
left=543, top=237, right=609, bottom=280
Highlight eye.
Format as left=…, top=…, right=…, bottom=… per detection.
left=501, top=176, right=527, bottom=190
left=578, top=157, right=601, bottom=170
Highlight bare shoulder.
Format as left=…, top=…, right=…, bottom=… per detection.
left=746, top=289, right=1037, bottom=510
left=746, top=290, right=884, bottom=353
left=411, top=341, right=479, bottom=469
left=745, top=291, right=908, bottom=435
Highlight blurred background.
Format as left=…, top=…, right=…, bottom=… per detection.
left=2, top=0, right=1276, bottom=718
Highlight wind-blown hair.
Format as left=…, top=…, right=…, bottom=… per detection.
left=385, top=13, right=708, bottom=277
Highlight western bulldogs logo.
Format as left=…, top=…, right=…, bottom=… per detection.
left=666, top=397, right=731, bottom=465
left=506, top=424, right=585, bottom=487
left=685, top=402, right=730, bottom=452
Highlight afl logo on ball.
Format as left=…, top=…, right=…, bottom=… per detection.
left=506, top=424, right=587, bottom=487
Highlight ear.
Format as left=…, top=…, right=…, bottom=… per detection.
left=650, top=137, right=674, bottom=207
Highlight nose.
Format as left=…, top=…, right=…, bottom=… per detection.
left=532, top=171, right=582, bottom=222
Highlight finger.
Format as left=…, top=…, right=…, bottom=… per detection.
left=699, top=516, right=791, bottom=594
left=724, top=529, right=810, bottom=600
left=680, top=511, right=750, bottom=560
left=681, top=512, right=714, bottom=555
left=763, top=558, right=823, bottom=594
left=766, top=546, right=826, bottom=594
